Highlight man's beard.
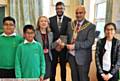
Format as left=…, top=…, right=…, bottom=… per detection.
left=57, top=12, right=64, bottom=17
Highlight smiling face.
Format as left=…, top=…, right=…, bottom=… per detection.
left=24, top=29, right=35, bottom=42
left=105, top=24, right=116, bottom=39
left=3, top=20, right=15, bottom=35
left=56, top=4, right=65, bottom=17
left=75, top=6, right=86, bottom=22
left=38, top=17, right=49, bottom=30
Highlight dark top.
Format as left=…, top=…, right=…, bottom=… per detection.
left=41, top=33, right=49, bottom=54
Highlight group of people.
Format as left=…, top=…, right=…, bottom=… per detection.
left=0, top=1, right=120, bottom=81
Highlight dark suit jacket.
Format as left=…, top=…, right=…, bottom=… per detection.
left=95, top=37, right=120, bottom=75
left=68, top=19, right=96, bottom=65
left=49, top=15, right=71, bottom=42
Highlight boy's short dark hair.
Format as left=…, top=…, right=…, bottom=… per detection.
left=55, top=2, right=65, bottom=7
left=23, top=24, right=35, bottom=33
left=3, top=16, right=15, bottom=24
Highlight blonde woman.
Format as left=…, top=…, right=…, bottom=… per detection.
left=35, top=16, right=53, bottom=81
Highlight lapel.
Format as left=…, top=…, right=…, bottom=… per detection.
left=54, top=16, right=60, bottom=32
left=55, top=16, right=58, bottom=25
left=72, top=19, right=88, bottom=34
left=38, top=31, right=43, bottom=46
left=61, top=16, right=65, bottom=26
left=48, top=32, right=52, bottom=48
left=73, top=19, right=88, bottom=29
left=100, top=37, right=117, bottom=56
left=111, top=37, right=117, bottom=65
left=74, top=20, right=77, bottom=25
left=80, top=19, right=89, bottom=30
left=101, top=37, right=106, bottom=55
left=82, top=19, right=88, bottom=25
left=37, top=31, right=52, bottom=47
left=111, top=37, right=117, bottom=55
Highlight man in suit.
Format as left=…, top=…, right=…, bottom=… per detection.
left=67, top=5, right=96, bottom=81
left=49, top=2, right=71, bottom=81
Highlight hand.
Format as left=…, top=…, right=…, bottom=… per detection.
left=105, top=74, right=111, bottom=81
left=60, top=42, right=65, bottom=48
left=40, top=76, right=44, bottom=81
left=67, top=44, right=75, bottom=50
left=102, top=74, right=111, bottom=81
left=55, top=42, right=65, bottom=52
left=102, top=74, right=107, bottom=80
left=55, top=45, right=62, bottom=52
left=56, top=38, right=62, bottom=45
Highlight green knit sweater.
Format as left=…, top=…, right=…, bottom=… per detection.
left=15, top=41, right=46, bottom=78
left=0, top=35, right=23, bottom=69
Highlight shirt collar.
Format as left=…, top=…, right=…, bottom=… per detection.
left=24, top=39, right=36, bottom=44
left=77, top=19, right=85, bottom=26
left=1, top=33, right=16, bottom=37
left=57, top=15, right=64, bottom=22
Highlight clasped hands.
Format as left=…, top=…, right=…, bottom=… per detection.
left=102, top=73, right=112, bottom=81
left=66, top=44, right=75, bottom=50
left=55, top=38, right=65, bottom=52
left=55, top=38, right=75, bottom=51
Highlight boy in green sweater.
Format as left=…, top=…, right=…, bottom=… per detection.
left=0, top=16, right=23, bottom=78
left=15, top=25, right=45, bottom=80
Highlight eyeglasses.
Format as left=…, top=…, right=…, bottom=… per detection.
left=25, top=32, right=35, bottom=34
left=106, top=28, right=115, bottom=31
left=56, top=8, right=64, bottom=10
left=4, top=23, right=15, bottom=26
left=76, top=12, right=84, bottom=14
